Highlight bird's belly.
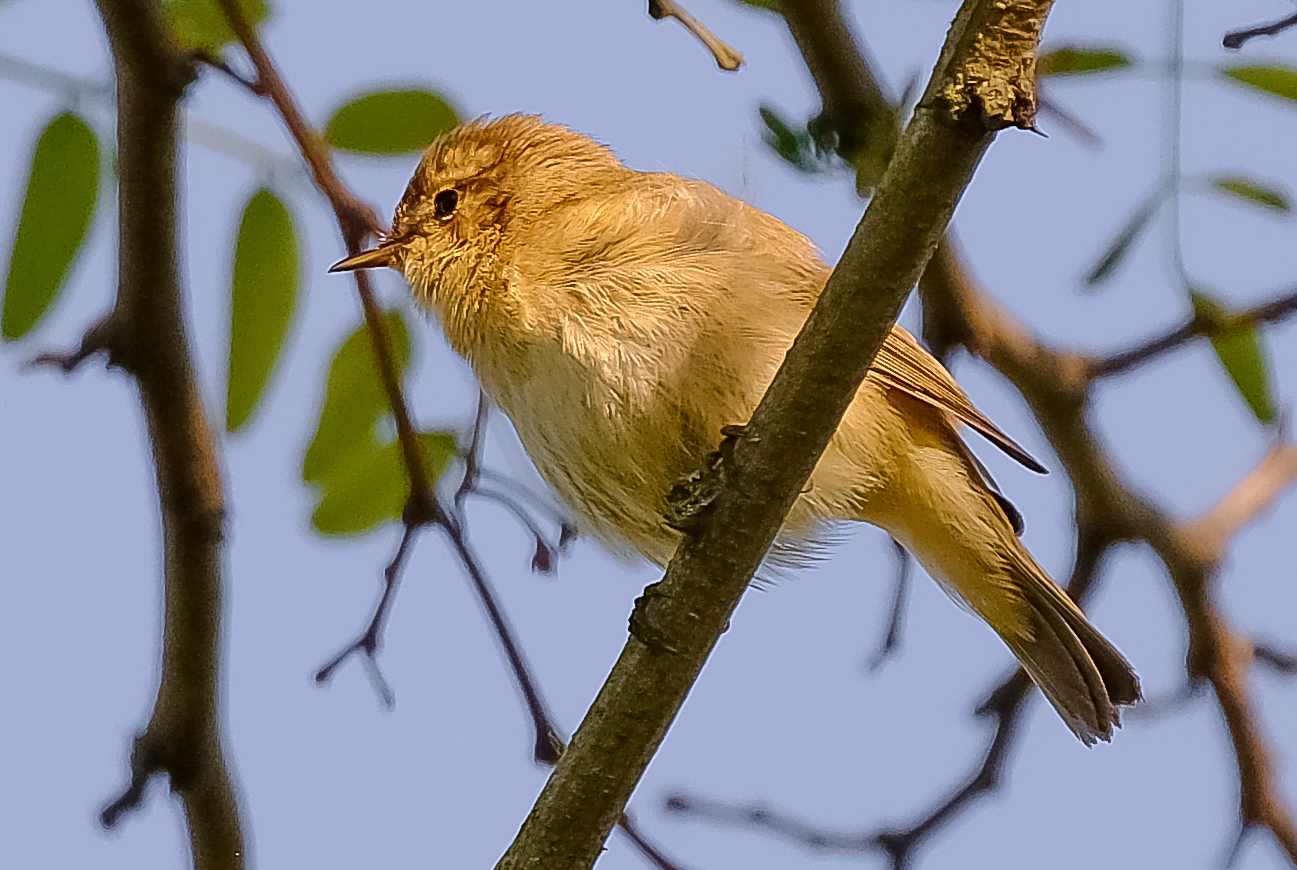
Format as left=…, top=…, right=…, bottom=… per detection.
left=476, top=340, right=909, bottom=571
left=477, top=349, right=695, bottom=565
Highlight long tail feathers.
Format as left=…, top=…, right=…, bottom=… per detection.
left=1000, top=550, right=1142, bottom=744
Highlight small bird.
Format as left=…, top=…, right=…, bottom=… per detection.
left=333, top=115, right=1140, bottom=743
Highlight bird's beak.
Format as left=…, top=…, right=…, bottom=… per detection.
left=329, top=242, right=401, bottom=273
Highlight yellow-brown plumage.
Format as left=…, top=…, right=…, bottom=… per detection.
left=333, top=115, right=1141, bottom=743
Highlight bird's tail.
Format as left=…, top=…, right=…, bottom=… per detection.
left=865, top=434, right=1142, bottom=743
left=993, top=545, right=1142, bottom=743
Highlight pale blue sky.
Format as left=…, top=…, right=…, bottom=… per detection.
left=1, top=1, right=1295, bottom=868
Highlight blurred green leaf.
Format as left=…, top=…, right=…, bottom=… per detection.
left=1221, top=64, right=1297, bottom=104
left=1190, top=289, right=1277, bottom=424
left=1038, top=46, right=1131, bottom=77
left=759, top=105, right=808, bottom=169
left=325, top=89, right=459, bottom=155
left=162, top=0, right=268, bottom=53
left=758, top=104, right=844, bottom=175
left=1210, top=175, right=1291, bottom=213
left=311, top=432, right=456, bottom=536
left=303, top=310, right=411, bottom=485
left=226, top=189, right=299, bottom=433
left=1083, top=188, right=1164, bottom=289
left=727, top=0, right=778, bottom=10
left=3, top=113, right=100, bottom=341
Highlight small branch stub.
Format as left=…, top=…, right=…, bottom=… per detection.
left=648, top=0, right=744, bottom=72
left=938, top=0, right=1054, bottom=130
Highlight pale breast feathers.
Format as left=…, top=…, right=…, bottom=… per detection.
left=504, top=175, right=822, bottom=406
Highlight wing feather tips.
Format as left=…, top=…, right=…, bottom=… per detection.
left=872, top=327, right=1049, bottom=475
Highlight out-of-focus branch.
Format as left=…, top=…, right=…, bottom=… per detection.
left=84, top=1, right=245, bottom=867
left=1254, top=642, right=1297, bottom=676
left=495, top=1, right=1056, bottom=867
left=1184, top=444, right=1297, bottom=563
left=1092, top=286, right=1297, bottom=379
left=920, top=239, right=1297, bottom=866
left=866, top=539, right=912, bottom=671
left=647, top=0, right=743, bottom=71
left=778, top=0, right=892, bottom=162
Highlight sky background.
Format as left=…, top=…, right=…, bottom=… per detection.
left=1, top=0, right=1296, bottom=868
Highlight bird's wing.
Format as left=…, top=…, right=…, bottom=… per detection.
left=872, top=326, right=1048, bottom=474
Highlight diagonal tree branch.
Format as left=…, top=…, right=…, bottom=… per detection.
left=494, top=1, right=1057, bottom=867
left=87, top=1, right=246, bottom=867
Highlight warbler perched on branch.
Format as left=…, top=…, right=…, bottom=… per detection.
left=332, top=115, right=1140, bottom=743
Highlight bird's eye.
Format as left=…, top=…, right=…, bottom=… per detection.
left=433, top=189, right=459, bottom=219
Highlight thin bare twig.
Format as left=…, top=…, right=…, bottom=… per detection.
left=866, top=539, right=912, bottom=672
left=441, top=510, right=565, bottom=764
left=664, top=673, right=1032, bottom=868
left=1036, top=90, right=1102, bottom=149
left=479, top=469, right=575, bottom=527
left=647, top=0, right=743, bottom=72
left=455, top=391, right=491, bottom=510
left=1092, top=286, right=1297, bottom=379
left=1254, top=642, right=1297, bottom=676
left=28, top=314, right=117, bottom=372
left=1224, top=12, right=1297, bottom=50
left=619, top=812, right=692, bottom=870
left=472, top=488, right=565, bottom=574
left=315, top=523, right=426, bottom=708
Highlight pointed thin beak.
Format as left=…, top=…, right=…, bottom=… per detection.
left=329, top=243, right=401, bottom=273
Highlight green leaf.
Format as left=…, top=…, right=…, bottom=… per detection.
left=3, top=113, right=100, bottom=341
left=162, top=0, right=268, bottom=53
left=1210, top=175, right=1291, bottom=213
left=759, top=105, right=808, bottom=169
left=1083, top=188, right=1165, bottom=289
left=325, top=89, right=459, bottom=155
left=727, top=0, right=778, bottom=10
left=303, top=310, right=412, bottom=485
left=1221, top=64, right=1297, bottom=105
left=1190, top=289, right=1277, bottom=424
left=226, top=189, right=299, bottom=433
left=311, top=432, right=456, bottom=536
left=1038, top=46, right=1132, bottom=77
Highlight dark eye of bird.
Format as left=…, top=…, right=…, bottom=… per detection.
left=433, top=189, right=458, bottom=219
